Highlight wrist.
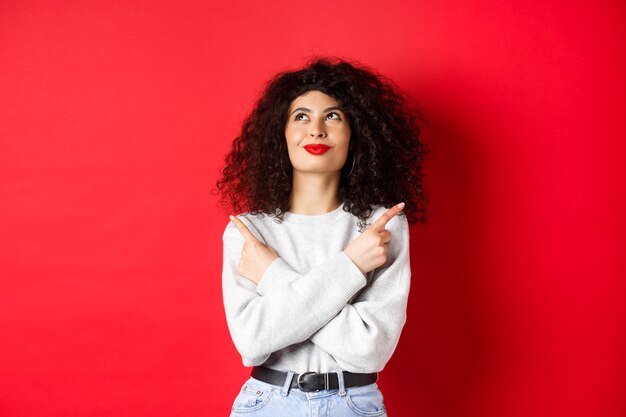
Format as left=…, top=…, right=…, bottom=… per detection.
left=342, top=250, right=365, bottom=274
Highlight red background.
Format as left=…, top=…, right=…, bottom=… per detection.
left=1, top=1, right=625, bottom=416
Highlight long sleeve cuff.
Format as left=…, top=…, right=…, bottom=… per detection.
left=256, top=258, right=292, bottom=295
left=333, top=251, right=367, bottom=298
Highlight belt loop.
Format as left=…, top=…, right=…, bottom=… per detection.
left=337, top=370, right=347, bottom=396
left=281, top=371, right=295, bottom=396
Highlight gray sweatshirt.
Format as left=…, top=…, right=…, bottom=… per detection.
left=221, top=202, right=411, bottom=374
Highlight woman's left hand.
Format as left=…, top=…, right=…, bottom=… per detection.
left=229, top=215, right=279, bottom=285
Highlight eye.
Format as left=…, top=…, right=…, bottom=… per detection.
left=326, top=112, right=342, bottom=120
left=294, top=113, right=308, bottom=121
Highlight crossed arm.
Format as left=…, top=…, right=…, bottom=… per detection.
left=221, top=210, right=411, bottom=372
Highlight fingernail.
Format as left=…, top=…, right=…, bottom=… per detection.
left=398, top=202, right=405, bottom=210
left=229, top=215, right=235, bottom=221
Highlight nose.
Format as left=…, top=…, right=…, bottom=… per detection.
left=308, top=120, right=327, bottom=138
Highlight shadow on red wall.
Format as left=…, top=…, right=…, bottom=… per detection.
left=380, top=97, right=501, bottom=416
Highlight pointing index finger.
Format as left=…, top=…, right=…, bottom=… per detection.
left=370, top=202, right=405, bottom=231
left=229, top=215, right=257, bottom=242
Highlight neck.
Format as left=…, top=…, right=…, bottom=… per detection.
left=289, top=170, right=341, bottom=215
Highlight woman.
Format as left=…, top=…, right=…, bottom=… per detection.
left=215, top=57, right=428, bottom=417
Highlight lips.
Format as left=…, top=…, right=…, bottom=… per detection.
left=303, top=144, right=331, bottom=155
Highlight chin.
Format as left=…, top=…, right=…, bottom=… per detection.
left=294, top=166, right=343, bottom=174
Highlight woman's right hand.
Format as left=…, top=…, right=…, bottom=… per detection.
left=229, top=215, right=279, bottom=285
left=343, top=202, right=405, bottom=274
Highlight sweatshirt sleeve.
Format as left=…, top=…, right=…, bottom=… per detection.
left=221, top=218, right=367, bottom=367
left=308, top=214, right=411, bottom=373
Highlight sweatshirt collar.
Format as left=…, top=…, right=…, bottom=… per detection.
left=282, top=202, right=347, bottom=225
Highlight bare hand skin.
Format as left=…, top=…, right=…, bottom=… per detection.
left=343, top=202, right=405, bottom=274
left=229, top=215, right=279, bottom=284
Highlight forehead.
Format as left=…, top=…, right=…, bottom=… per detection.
left=288, top=90, right=339, bottom=109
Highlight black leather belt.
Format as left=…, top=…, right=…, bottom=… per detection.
left=251, top=366, right=378, bottom=393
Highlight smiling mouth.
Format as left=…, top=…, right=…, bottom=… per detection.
left=303, top=144, right=331, bottom=155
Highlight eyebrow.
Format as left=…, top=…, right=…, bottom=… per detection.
left=290, top=106, right=344, bottom=116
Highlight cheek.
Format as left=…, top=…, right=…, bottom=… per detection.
left=337, top=127, right=351, bottom=148
left=284, top=128, right=295, bottom=147
left=285, top=125, right=304, bottom=145
left=284, top=130, right=300, bottom=159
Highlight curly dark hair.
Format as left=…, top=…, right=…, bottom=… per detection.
left=214, top=56, right=429, bottom=229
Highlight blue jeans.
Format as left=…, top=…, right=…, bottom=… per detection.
left=229, top=371, right=388, bottom=417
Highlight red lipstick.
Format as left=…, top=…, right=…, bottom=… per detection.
left=304, top=144, right=331, bottom=155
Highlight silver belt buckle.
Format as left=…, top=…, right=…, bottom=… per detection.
left=296, top=371, right=320, bottom=392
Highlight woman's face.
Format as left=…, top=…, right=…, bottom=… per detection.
left=284, top=90, right=351, bottom=175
